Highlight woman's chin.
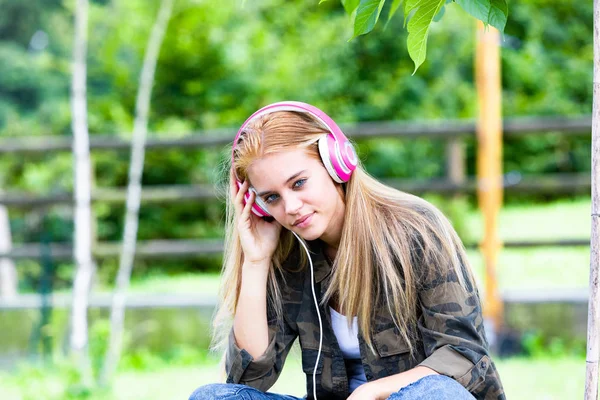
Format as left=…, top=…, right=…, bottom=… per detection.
left=291, top=227, right=322, bottom=242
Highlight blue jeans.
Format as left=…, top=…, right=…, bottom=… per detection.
left=189, top=375, right=475, bottom=399
left=189, top=383, right=302, bottom=400
left=387, top=375, right=476, bottom=400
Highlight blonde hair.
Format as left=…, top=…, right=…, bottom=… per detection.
left=212, top=110, right=476, bottom=357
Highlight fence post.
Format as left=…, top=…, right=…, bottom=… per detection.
left=476, top=21, right=504, bottom=349
left=446, top=138, right=466, bottom=187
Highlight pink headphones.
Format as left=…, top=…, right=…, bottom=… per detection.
left=232, top=101, right=358, bottom=217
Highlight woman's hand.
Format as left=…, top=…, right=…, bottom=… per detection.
left=231, top=175, right=282, bottom=265
left=348, top=367, right=439, bottom=400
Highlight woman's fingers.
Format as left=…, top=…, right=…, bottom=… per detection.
left=241, top=187, right=255, bottom=221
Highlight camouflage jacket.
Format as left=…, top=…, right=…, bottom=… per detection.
left=226, top=240, right=505, bottom=400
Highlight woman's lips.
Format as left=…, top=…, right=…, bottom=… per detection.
left=294, top=213, right=314, bottom=228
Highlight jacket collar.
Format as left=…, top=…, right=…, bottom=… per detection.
left=306, top=240, right=333, bottom=283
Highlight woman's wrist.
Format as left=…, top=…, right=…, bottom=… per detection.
left=243, top=258, right=271, bottom=272
left=241, top=259, right=270, bottom=285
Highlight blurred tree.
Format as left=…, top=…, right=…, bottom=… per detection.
left=69, top=0, right=95, bottom=387
left=0, top=0, right=70, bottom=131
left=100, top=0, right=175, bottom=387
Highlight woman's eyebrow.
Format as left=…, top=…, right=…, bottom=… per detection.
left=256, top=170, right=307, bottom=197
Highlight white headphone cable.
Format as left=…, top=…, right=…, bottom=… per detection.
left=291, top=231, right=322, bottom=400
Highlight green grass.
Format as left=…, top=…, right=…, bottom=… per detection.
left=468, top=247, right=590, bottom=290
left=467, top=197, right=590, bottom=242
left=126, top=273, right=222, bottom=294
left=42, top=273, right=222, bottom=297
left=0, top=356, right=590, bottom=399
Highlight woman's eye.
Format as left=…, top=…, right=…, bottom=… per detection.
left=262, top=179, right=305, bottom=204
left=264, top=194, right=279, bottom=204
left=293, top=179, right=306, bottom=189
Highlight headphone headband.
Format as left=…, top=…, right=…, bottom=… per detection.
left=231, top=101, right=348, bottom=161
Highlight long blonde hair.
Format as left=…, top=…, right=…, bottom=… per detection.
left=212, top=110, right=476, bottom=356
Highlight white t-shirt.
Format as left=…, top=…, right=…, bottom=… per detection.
left=329, top=307, right=367, bottom=392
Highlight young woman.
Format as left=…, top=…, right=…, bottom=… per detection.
left=189, top=102, right=505, bottom=400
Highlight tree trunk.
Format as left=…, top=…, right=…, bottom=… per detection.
left=70, top=0, right=94, bottom=384
left=100, top=0, right=174, bottom=386
left=0, top=202, right=17, bottom=298
left=585, top=1, right=600, bottom=398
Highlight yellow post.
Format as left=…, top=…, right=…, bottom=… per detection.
left=475, top=21, right=504, bottom=339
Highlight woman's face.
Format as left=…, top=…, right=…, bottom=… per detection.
left=246, top=149, right=345, bottom=246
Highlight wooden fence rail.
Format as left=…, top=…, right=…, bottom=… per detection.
left=0, top=115, right=591, bottom=154
left=0, top=238, right=589, bottom=261
left=0, top=174, right=592, bottom=208
left=0, top=287, right=590, bottom=310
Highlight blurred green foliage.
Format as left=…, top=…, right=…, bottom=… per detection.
left=0, top=0, right=593, bottom=283
left=521, top=331, right=586, bottom=359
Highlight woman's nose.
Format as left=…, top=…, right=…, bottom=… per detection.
left=284, top=194, right=303, bottom=215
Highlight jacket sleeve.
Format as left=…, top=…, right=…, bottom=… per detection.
left=225, top=312, right=298, bottom=392
left=415, top=247, right=500, bottom=395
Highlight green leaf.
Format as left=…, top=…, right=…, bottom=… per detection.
left=404, top=0, right=446, bottom=73
left=489, top=0, right=508, bottom=31
left=386, top=0, right=403, bottom=25
left=352, top=0, right=386, bottom=38
left=432, top=3, right=445, bottom=21
left=341, top=0, right=360, bottom=14
left=455, top=0, right=508, bottom=31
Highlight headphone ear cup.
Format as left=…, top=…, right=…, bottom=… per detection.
left=251, top=191, right=272, bottom=217
left=318, top=134, right=356, bottom=183
left=246, top=189, right=272, bottom=217
left=318, top=135, right=343, bottom=183
left=252, top=203, right=271, bottom=217
left=237, top=181, right=272, bottom=217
